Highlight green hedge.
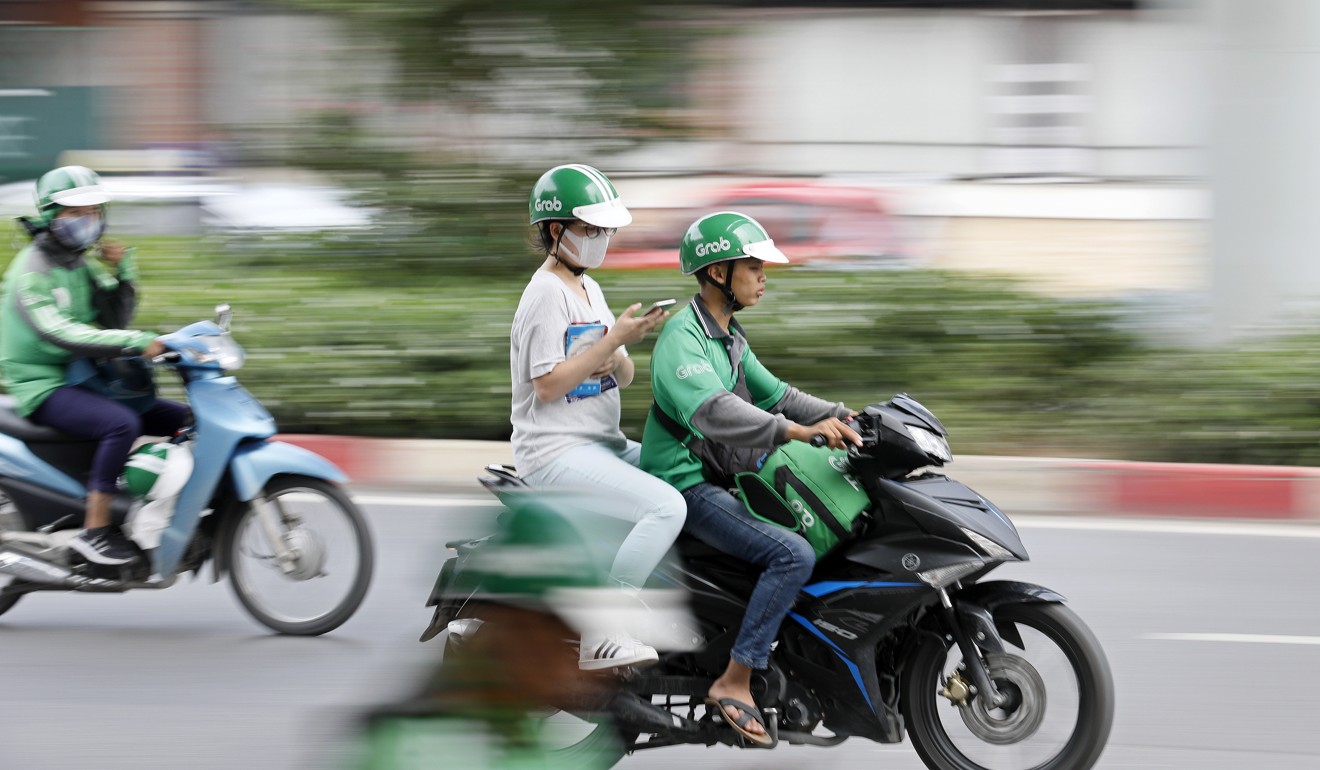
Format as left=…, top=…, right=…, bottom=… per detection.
left=107, top=234, right=1320, bottom=467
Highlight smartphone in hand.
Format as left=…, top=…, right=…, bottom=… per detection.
left=645, top=299, right=677, bottom=316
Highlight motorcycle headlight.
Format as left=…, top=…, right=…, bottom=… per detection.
left=906, top=425, right=952, bottom=462
left=961, top=527, right=1015, bottom=561
left=917, top=560, right=985, bottom=590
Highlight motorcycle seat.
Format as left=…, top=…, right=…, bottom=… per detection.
left=674, top=533, right=735, bottom=562
left=0, top=396, right=89, bottom=444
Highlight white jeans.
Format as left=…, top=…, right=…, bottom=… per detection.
left=523, top=440, right=686, bottom=589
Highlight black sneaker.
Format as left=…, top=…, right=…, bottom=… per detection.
left=69, top=528, right=136, bottom=565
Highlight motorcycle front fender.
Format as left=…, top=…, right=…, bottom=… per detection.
left=229, top=440, right=349, bottom=502
left=957, top=580, right=1067, bottom=612
left=953, top=580, right=1068, bottom=650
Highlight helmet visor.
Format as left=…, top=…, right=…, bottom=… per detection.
left=48, top=184, right=111, bottom=207
left=743, top=238, right=788, bottom=264
left=574, top=198, right=632, bottom=229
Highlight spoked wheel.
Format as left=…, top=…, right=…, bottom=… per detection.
left=901, top=601, right=1115, bottom=770
left=228, top=475, right=373, bottom=636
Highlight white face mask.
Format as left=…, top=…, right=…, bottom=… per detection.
left=559, top=226, right=610, bottom=269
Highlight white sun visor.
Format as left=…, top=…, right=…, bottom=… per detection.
left=574, top=198, right=632, bottom=229
left=48, top=185, right=112, bottom=207
left=743, top=239, right=789, bottom=264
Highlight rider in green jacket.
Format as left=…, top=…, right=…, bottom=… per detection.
left=641, top=211, right=860, bottom=746
left=0, top=165, right=188, bottom=565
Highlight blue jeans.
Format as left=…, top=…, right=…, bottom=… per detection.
left=681, top=482, right=815, bottom=669
left=524, top=440, right=686, bottom=589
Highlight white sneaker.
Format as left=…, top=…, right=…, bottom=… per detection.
left=579, top=634, right=659, bottom=671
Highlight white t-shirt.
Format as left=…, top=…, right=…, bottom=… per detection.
left=510, top=269, right=628, bottom=475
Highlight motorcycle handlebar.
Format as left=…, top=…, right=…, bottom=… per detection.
left=810, top=417, right=866, bottom=449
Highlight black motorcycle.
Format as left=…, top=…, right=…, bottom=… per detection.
left=421, top=394, right=1115, bottom=770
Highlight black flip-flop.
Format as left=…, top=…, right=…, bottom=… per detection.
left=704, top=696, right=774, bottom=747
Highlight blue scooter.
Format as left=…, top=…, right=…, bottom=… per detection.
left=0, top=305, right=373, bottom=635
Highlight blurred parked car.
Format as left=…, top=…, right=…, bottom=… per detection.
left=606, top=180, right=907, bottom=270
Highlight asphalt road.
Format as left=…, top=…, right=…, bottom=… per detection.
left=1, top=492, right=1319, bottom=770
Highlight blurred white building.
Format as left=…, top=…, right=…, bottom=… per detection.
left=1, top=0, right=1206, bottom=182
left=6, top=0, right=1320, bottom=337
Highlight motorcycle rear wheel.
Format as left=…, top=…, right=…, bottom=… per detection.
left=901, top=601, right=1114, bottom=770
left=228, top=475, right=373, bottom=636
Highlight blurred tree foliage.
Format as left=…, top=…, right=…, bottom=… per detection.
left=278, top=0, right=698, bottom=136
left=252, top=0, right=705, bottom=279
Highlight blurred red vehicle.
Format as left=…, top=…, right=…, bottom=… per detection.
left=605, top=180, right=906, bottom=271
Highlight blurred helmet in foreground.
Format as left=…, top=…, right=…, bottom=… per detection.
left=453, top=500, right=612, bottom=632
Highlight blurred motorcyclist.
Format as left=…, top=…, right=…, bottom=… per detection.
left=640, top=211, right=860, bottom=745
left=354, top=500, right=619, bottom=769
left=0, top=165, right=188, bottom=565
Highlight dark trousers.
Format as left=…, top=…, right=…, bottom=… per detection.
left=30, top=387, right=190, bottom=494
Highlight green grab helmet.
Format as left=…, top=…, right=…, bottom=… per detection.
left=122, top=442, right=193, bottom=501
left=678, top=210, right=788, bottom=275
left=33, top=165, right=111, bottom=227
left=446, top=498, right=634, bottom=636
left=454, top=500, right=605, bottom=602
left=529, top=164, right=632, bottom=229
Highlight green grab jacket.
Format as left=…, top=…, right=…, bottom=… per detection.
left=0, top=233, right=156, bottom=416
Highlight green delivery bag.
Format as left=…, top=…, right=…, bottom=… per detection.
left=734, top=443, right=871, bottom=558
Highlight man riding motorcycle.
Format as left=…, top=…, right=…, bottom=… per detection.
left=640, top=210, right=861, bottom=745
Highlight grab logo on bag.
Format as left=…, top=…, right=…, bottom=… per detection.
left=829, top=454, right=863, bottom=491
left=789, top=498, right=816, bottom=528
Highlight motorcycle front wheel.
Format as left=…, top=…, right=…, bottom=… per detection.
left=901, top=601, right=1114, bottom=770
left=228, top=475, right=374, bottom=636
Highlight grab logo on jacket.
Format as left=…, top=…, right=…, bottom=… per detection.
left=675, top=361, right=715, bottom=380
left=51, top=288, right=70, bottom=310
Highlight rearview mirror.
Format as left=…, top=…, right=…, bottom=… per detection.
left=215, top=303, right=232, bottom=332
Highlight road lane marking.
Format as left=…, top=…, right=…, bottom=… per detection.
left=1012, top=515, right=1320, bottom=539
left=1146, top=633, right=1320, bottom=646
left=350, top=494, right=499, bottom=508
